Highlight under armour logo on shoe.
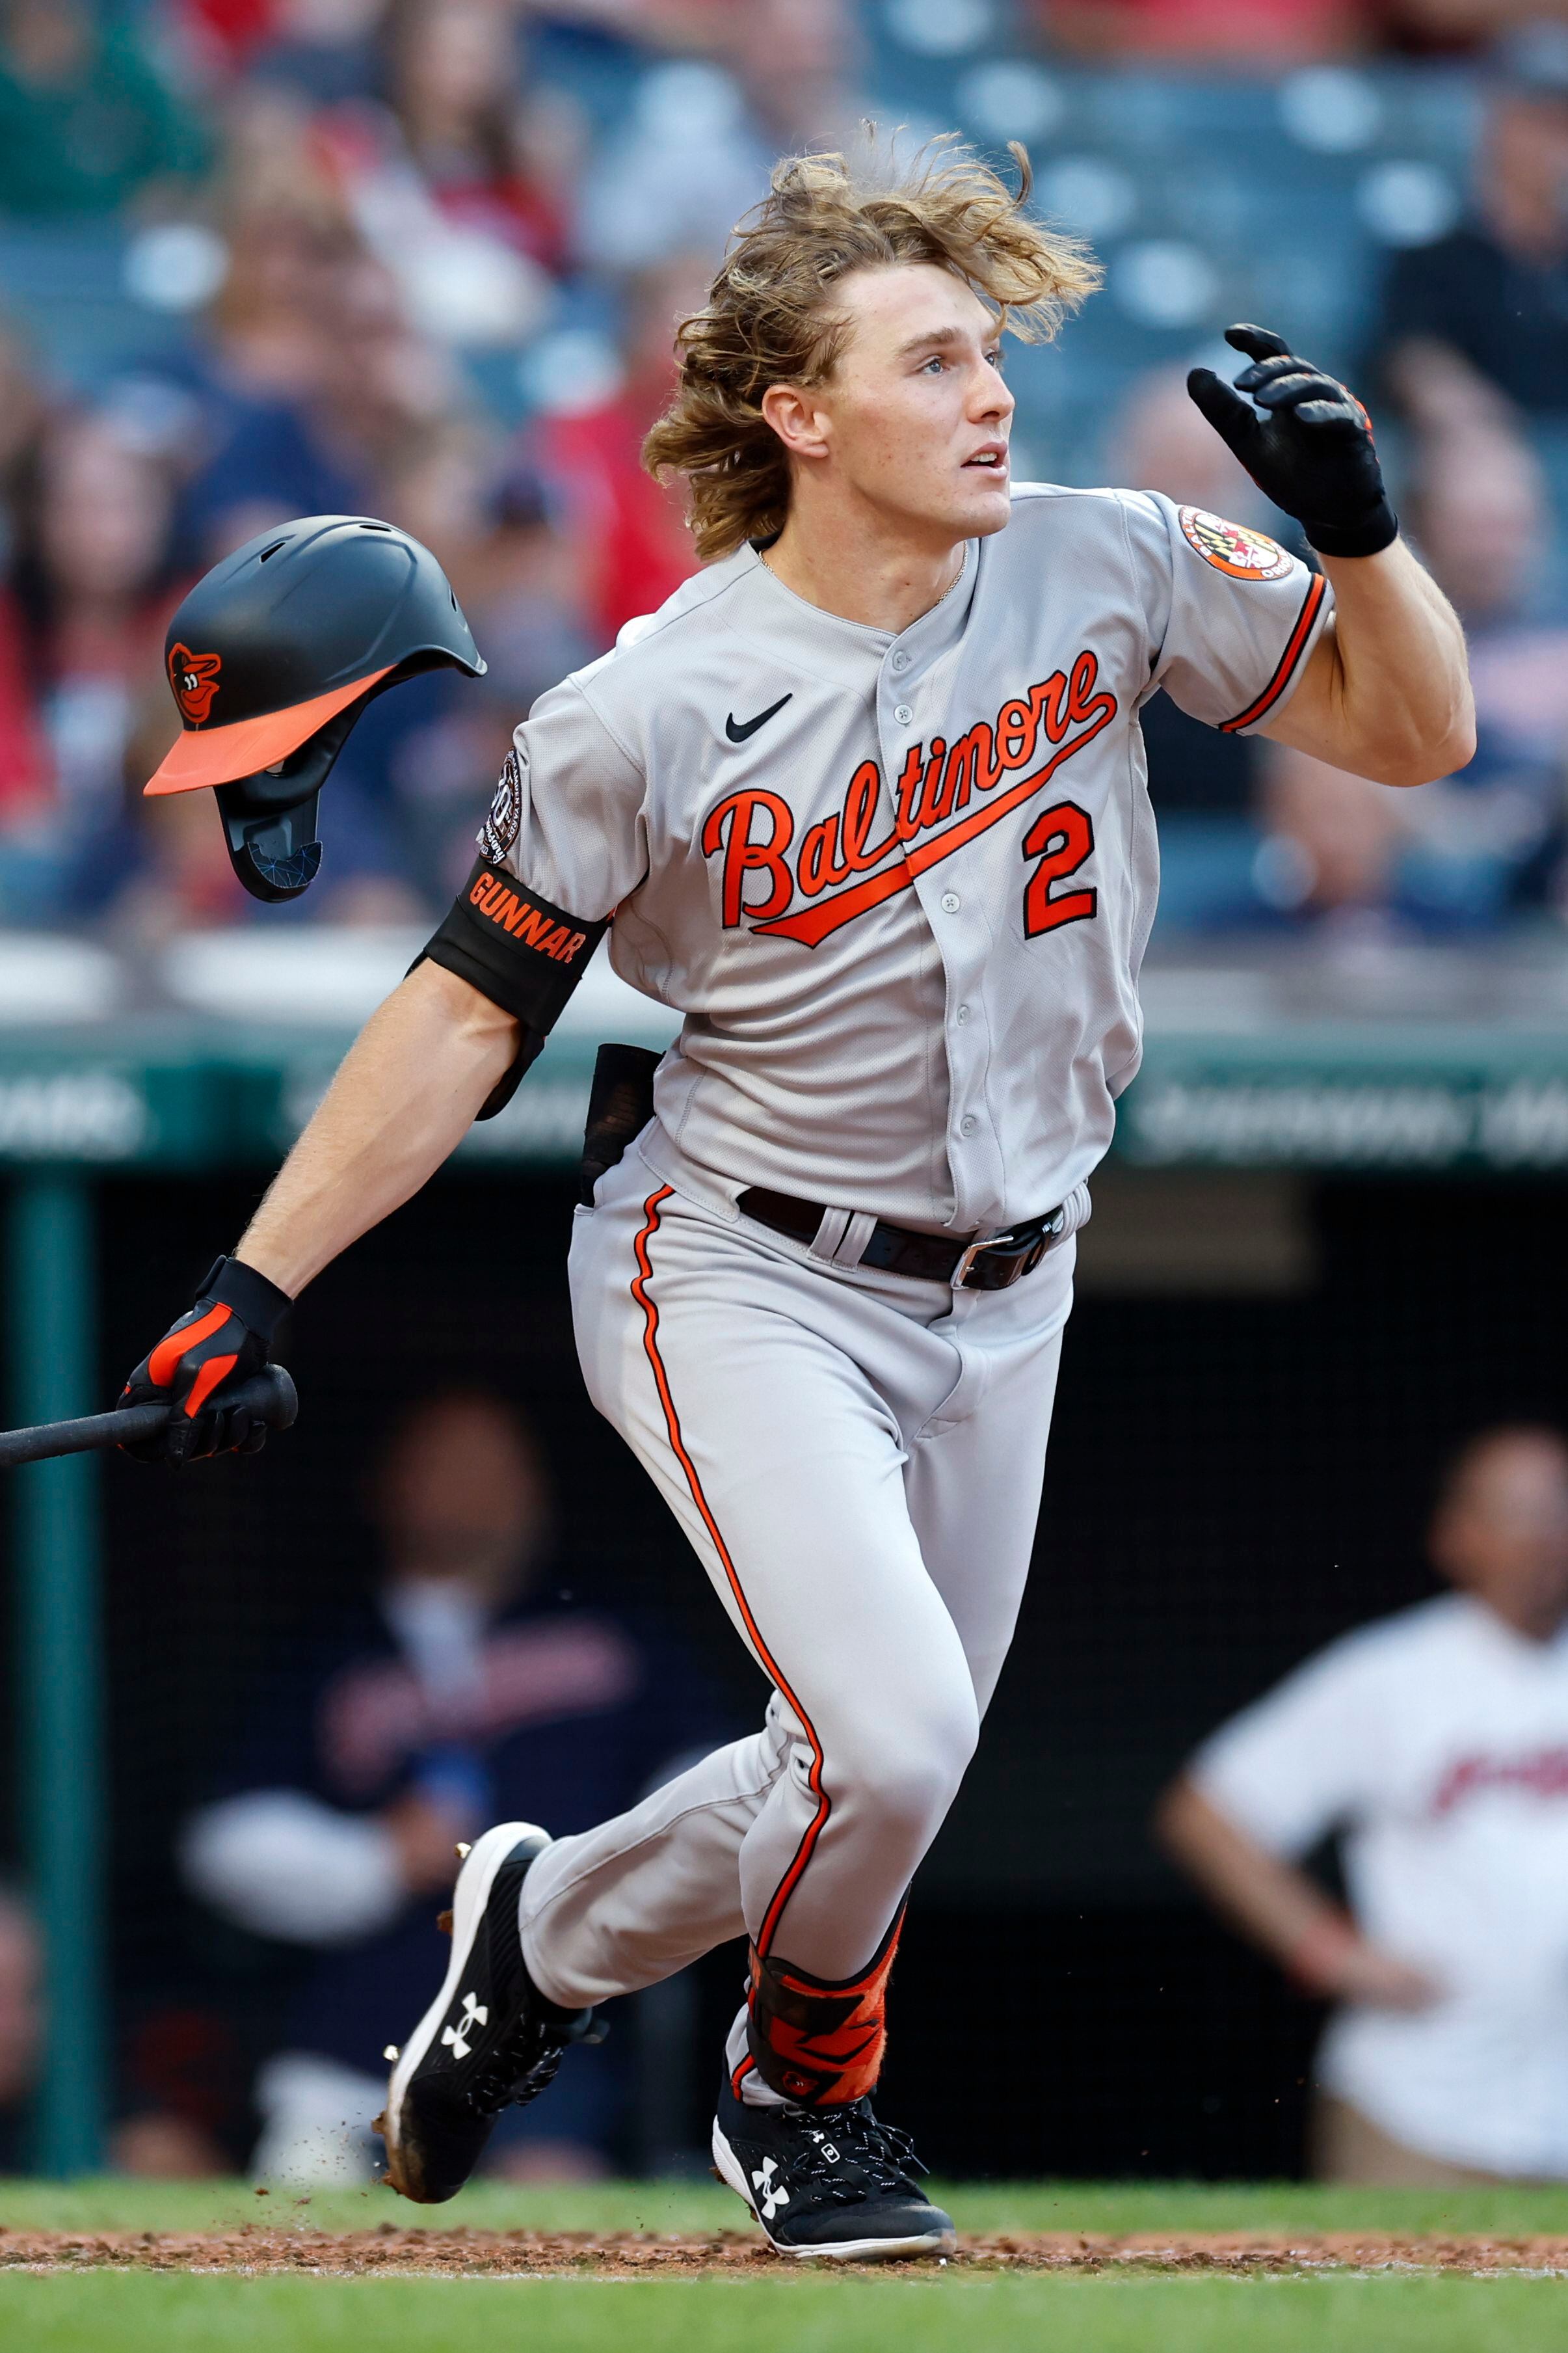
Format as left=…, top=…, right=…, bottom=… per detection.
left=751, top=2158, right=790, bottom=2220
left=441, top=1991, right=488, bottom=2060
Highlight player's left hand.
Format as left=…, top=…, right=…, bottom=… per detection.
left=1187, top=324, right=1397, bottom=561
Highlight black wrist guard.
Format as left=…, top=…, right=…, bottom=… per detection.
left=1301, top=498, right=1399, bottom=561
left=198, top=1254, right=292, bottom=1344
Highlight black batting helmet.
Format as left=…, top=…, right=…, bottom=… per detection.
left=146, top=515, right=486, bottom=901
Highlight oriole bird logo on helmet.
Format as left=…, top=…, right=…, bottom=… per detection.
left=168, top=643, right=223, bottom=725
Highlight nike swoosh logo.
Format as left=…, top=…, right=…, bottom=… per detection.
left=725, top=693, right=793, bottom=744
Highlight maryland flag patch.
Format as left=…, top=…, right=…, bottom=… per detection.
left=1178, top=507, right=1293, bottom=582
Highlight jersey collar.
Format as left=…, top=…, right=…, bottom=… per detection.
left=733, top=539, right=979, bottom=690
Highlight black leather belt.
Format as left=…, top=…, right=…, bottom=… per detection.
left=737, top=1188, right=1066, bottom=1290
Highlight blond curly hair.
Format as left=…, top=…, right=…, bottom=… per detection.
left=642, top=137, right=1100, bottom=562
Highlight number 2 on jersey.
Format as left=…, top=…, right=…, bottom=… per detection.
left=1022, top=800, right=1096, bottom=938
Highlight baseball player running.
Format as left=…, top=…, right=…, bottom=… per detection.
left=121, top=141, right=1473, bottom=2257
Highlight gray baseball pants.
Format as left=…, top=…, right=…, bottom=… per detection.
left=516, top=1133, right=1075, bottom=2028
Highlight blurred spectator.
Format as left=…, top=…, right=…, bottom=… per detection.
left=0, top=1890, right=42, bottom=2173
left=148, top=91, right=379, bottom=578
left=576, top=0, right=853, bottom=273
left=1396, top=418, right=1568, bottom=919
left=0, top=410, right=190, bottom=924
left=1036, top=0, right=1366, bottom=64
left=1258, top=421, right=1564, bottom=926
left=18, top=413, right=178, bottom=822
left=533, top=252, right=705, bottom=644
left=1158, top=1426, right=1568, bottom=2185
left=1114, top=360, right=1271, bottom=528
left=226, top=0, right=388, bottom=103
left=0, top=314, right=46, bottom=511
left=155, top=75, right=473, bottom=567
left=179, top=1392, right=726, bottom=2182
left=382, top=0, right=572, bottom=275
left=153, top=191, right=487, bottom=922
left=180, top=245, right=455, bottom=562
left=1375, top=42, right=1568, bottom=422
left=1379, top=5, right=1568, bottom=59
left=176, top=0, right=282, bottom=76
left=146, top=135, right=583, bottom=930
left=379, top=433, right=593, bottom=894
left=196, top=87, right=365, bottom=410
left=312, top=10, right=561, bottom=357
left=0, top=0, right=209, bottom=218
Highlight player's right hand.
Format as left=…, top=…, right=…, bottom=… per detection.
left=118, top=1255, right=293, bottom=1466
left=1327, top=1939, right=1442, bottom=2013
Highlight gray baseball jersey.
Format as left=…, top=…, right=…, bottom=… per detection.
left=479, top=485, right=1331, bottom=1232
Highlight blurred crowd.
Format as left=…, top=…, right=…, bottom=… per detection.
left=0, top=2, right=1565, bottom=947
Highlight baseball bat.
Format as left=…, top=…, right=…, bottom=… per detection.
left=0, top=1365, right=298, bottom=1468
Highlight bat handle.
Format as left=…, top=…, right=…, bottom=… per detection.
left=0, top=1364, right=299, bottom=1469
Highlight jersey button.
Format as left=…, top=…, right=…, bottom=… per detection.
left=940, top=891, right=961, bottom=913
left=955, top=1002, right=970, bottom=1023
left=894, top=703, right=913, bottom=725
left=890, top=650, right=910, bottom=673
left=959, top=1115, right=977, bottom=1137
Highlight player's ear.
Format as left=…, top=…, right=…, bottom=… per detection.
left=761, top=381, right=831, bottom=462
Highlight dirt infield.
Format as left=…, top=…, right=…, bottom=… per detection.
left=5, top=2226, right=1568, bottom=2276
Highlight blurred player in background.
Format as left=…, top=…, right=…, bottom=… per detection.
left=1159, top=1425, right=1568, bottom=2185
left=180, top=1391, right=722, bottom=2183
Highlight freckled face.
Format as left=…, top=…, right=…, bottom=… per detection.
left=806, top=263, right=1015, bottom=545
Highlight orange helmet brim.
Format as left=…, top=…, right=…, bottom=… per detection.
left=144, top=666, right=397, bottom=796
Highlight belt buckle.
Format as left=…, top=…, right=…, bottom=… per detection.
left=954, top=1207, right=1065, bottom=1293
left=952, top=1234, right=993, bottom=1291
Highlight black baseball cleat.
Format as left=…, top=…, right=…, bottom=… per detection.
left=711, top=2069, right=956, bottom=2260
left=376, top=1821, right=597, bottom=2202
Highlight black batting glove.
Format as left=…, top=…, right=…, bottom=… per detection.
left=119, top=1256, right=291, bottom=1466
left=1187, top=324, right=1397, bottom=560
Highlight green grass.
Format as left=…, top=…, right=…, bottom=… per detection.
left=2, top=2273, right=1568, bottom=2353
left=5, top=2181, right=1568, bottom=2352
left=5, top=2173, right=1568, bottom=2237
